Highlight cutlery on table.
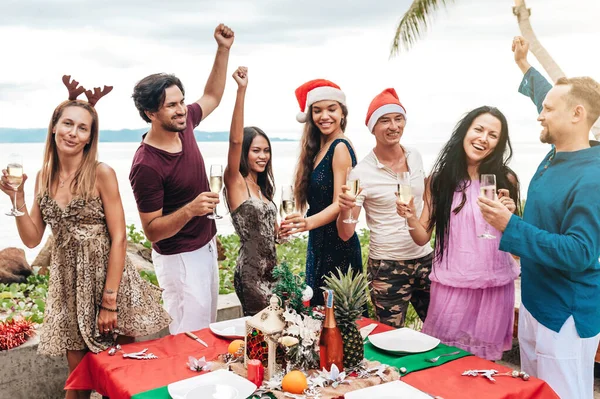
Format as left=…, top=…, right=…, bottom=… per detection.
left=425, top=350, right=461, bottom=363
left=185, top=331, right=209, bottom=347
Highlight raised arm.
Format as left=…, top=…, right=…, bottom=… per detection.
left=196, top=24, right=234, bottom=120
left=0, top=170, right=46, bottom=248
left=513, top=36, right=552, bottom=114
left=224, top=67, right=249, bottom=212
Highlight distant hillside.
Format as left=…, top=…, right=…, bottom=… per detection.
left=0, top=128, right=295, bottom=143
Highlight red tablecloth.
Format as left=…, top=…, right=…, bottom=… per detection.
left=65, top=318, right=558, bottom=399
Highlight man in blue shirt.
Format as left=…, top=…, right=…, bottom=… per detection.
left=478, top=36, right=600, bottom=399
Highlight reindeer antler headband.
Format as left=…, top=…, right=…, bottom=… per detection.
left=62, top=75, right=113, bottom=107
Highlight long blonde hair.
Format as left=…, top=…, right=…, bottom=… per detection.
left=39, top=100, right=100, bottom=200
left=293, top=103, right=348, bottom=212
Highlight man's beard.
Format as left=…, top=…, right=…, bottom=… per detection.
left=161, top=118, right=186, bottom=133
left=540, top=130, right=554, bottom=145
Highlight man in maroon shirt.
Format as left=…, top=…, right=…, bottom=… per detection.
left=129, top=23, right=234, bottom=334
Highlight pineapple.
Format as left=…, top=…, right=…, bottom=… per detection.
left=323, top=267, right=369, bottom=369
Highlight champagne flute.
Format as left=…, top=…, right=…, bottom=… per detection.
left=278, top=185, right=295, bottom=242
left=343, top=167, right=360, bottom=224
left=478, top=174, right=497, bottom=239
left=208, top=164, right=223, bottom=220
left=396, top=172, right=414, bottom=231
left=5, top=154, right=24, bottom=217
left=280, top=185, right=296, bottom=220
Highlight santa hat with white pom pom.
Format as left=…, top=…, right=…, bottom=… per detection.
left=294, top=79, right=346, bottom=123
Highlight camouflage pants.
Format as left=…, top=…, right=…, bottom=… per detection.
left=367, top=253, right=433, bottom=328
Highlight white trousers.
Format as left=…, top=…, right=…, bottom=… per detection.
left=152, top=239, right=219, bottom=335
left=519, top=304, right=600, bottom=399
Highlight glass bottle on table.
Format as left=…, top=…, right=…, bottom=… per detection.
left=5, top=153, right=24, bottom=217
left=208, top=164, right=223, bottom=220
left=319, top=289, right=344, bottom=372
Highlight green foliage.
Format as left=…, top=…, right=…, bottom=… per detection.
left=126, top=224, right=151, bottom=249
left=217, top=234, right=240, bottom=295
left=404, top=303, right=423, bottom=331
left=272, top=262, right=307, bottom=314
left=0, top=273, right=48, bottom=324
left=391, top=0, right=453, bottom=55
left=7, top=225, right=429, bottom=330
left=139, top=270, right=158, bottom=286
left=276, top=235, right=308, bottom=275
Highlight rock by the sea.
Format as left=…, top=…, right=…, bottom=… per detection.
left=0, top=248, right=33, bottom=284
left=127, top=242, right=155, bottom=273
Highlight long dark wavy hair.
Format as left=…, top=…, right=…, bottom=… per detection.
left=240, top=126, right=275, bottom=201
left=293, top=103, right=349, bottom=211
left=429, top=106, right=520, bottom=261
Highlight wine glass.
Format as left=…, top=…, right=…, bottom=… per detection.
left=5, top=154, right=24, bottom=217
left=343, top=167, right=360, bottom=224
left=478, top=174, right=497, bottom=239
left=396, top=172, right=414, bottom=231
left=278, top=185, right=296, bottom=243
left=208, top=164, right=223, bottom=220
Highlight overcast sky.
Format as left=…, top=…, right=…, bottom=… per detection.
left=1, top=0, right=599, bottom=146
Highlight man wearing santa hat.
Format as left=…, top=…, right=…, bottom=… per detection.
left=337, top=88, right=433, bottom=328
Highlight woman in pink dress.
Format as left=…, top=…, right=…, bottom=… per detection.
left=397, top=106, right=520, bottom=360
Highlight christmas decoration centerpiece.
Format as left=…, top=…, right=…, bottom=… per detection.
left=279, top=306, right=321, bottom=371
left=270, top=263, right=322, bottom=371
left=323, top=267, right=369, bottom=369
left=244, top=294, right=286, bottom=380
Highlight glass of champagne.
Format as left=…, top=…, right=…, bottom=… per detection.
left=5, top=154, right=24, bottom=217
left=208, top=164, right=223, bottom=220
left=397, top=172, right=414, bottom=231
left=478, top=174, right=497, bottom=239
left=343, top=167, right=360, bottom=224
left=278, top=185, right=296, bottom=242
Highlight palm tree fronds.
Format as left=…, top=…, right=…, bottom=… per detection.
left=390, top=0, right=453, bottom=57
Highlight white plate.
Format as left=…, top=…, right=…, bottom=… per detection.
left=368, top=327, right=440, bottom=354
left=185, top=383, right=238, bottom=399
left=168, top=369, right=257, bottom=399
left=209, top=316, right=250, bottom=339
left=345, top=380, right=432, bottom=399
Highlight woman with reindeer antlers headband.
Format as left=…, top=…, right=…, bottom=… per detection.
left=0, top=76, right=170, bottom=398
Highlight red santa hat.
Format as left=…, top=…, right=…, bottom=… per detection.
left=365, top=88, right=407, bottom=132
left=294, top=79, right=346, bottom=123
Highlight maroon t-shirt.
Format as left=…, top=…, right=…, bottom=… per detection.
left=129, top=103, right=216, bottom=255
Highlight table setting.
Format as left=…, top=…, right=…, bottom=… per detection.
left=65, top=265, right=558, bottom=399
left=65, top=314, right=558, bottom=399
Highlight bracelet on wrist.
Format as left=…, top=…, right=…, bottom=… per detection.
left=17, top=202, right=26, bottom=211
left=99, top=304, right=118, bottom=312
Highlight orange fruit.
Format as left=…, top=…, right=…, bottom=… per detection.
left=282, top=370, right=307, bottom=394
left=228, top=339, right=245, bottom=355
